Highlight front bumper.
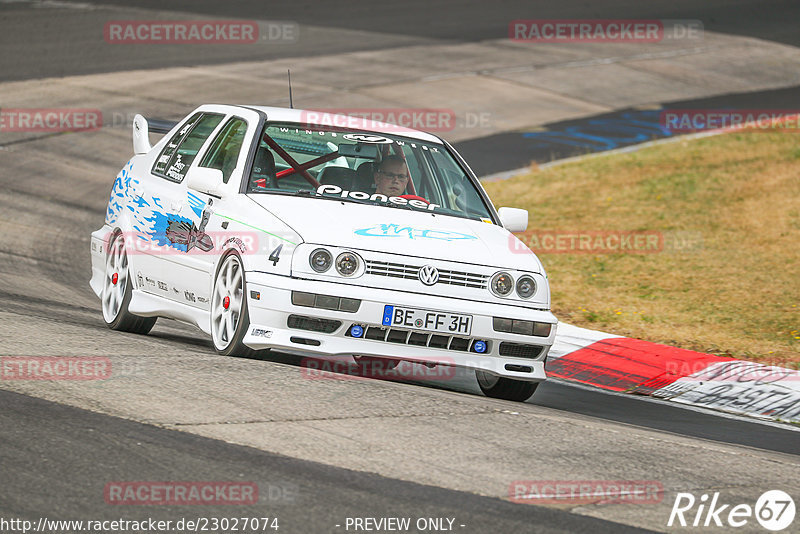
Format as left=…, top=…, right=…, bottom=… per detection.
left=242, top=271, right=557, bottom=382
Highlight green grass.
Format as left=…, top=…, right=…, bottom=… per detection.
left=484, top=132, right=800, bottom=364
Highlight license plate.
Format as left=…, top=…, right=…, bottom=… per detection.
left=382, top=305, right=472, bottom=335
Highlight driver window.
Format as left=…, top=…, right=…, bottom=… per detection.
left=200, top=117, right=248, bottom=184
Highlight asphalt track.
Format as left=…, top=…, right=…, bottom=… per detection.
left=1, top=1, right=799, bottom=533
left=1, top=389, right=655, bottom=534
left=3, top=0, right=800, bottom=81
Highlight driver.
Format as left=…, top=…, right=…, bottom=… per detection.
left=373, top=155, right=410, bottom=197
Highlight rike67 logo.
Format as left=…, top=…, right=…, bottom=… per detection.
left=668, top=490, right=795, bottom=531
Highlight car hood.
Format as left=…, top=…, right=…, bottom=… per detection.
left=247, top=195, right=543, bottom=272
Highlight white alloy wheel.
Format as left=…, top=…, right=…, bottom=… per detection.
left=100, top=232, right=156, bottom=334
left=211, top=254, right=245, bottom=351
left=102, top=233, right=129, bottom=323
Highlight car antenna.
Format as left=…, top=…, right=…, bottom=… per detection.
left=287, top=69, right=293, bottom=109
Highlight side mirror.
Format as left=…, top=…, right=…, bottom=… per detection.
left=498, top=207, right=528, bottom=232
left=186, top=167, right=225, bottom=198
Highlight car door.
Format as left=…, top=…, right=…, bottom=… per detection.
left=137, top=111, right=226, bottom=306
left=167, top=107, right=262, bottom=310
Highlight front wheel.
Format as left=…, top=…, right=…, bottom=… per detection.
left=211, top=253, right=256, bottom=357
left=476, top=370, right=538, bottom=402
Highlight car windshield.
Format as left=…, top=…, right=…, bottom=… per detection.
left=247, top=123, right=494, bottom=222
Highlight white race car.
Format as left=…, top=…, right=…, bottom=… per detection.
left=89, top=105, right=558, bottom=402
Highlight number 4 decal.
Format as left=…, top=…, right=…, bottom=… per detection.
left=268, top=244, right=283, bottom=266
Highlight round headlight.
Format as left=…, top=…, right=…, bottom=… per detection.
left=516, top=275, right=536, bottom=299
left=491, top=272, right=514, bottom=296
left=335, top=251, right=360, bottom=277
left=310, top=248, right=332, bottom=272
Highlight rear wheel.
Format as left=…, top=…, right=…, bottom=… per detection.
left=101, top=232, right=157, bottom=334
left=211, top=253, right=256, bottom=357
left=476, top=370, right=538, bottom=402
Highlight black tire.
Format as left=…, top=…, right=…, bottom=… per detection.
left=476, top=370, right=538, bottom=402
left=102, top=232, right=157, bottom=335
left=211, top=252, right=258, bottom=358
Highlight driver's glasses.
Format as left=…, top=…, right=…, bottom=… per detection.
left=378, top=171, right=408, bottom=181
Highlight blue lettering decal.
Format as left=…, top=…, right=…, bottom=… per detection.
left=354, top=224, right=477, bottom=241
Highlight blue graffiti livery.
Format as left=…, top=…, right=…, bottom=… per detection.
left=187, top=190, right=207, bottom=217
left=354, top=224, right=477, bottom=241
left=104, top=160, right=211, bottom=252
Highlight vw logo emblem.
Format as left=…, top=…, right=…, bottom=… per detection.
left=418, top=265, right=439, bottom=286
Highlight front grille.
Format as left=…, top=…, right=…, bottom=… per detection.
left=365, top=260, right=487, bottom=289
left=386, top=329, right=408, bottom=343
left=498, top=342, right=544, bottom=359
left=346, top=324, right=487, bottom=352
left=437, top=269, right=487, bottom=288
left=364, top=326, right=386, bottom=340
left=365, top=260, right=417, bottom=280
left=449, top=337, right=470, bottom=351
left=287, top=315, right=342, bottom=334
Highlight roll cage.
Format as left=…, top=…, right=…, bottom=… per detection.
left=256, top=127, right=419, bottom=196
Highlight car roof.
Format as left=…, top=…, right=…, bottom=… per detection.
left=236, top=105, right=444, bottom=144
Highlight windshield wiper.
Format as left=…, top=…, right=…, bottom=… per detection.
left=379, top=201, right=418, bottom=212
left=249, top=189, right=313, bottom=198
left=323, top=194, right=371, bottom=205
